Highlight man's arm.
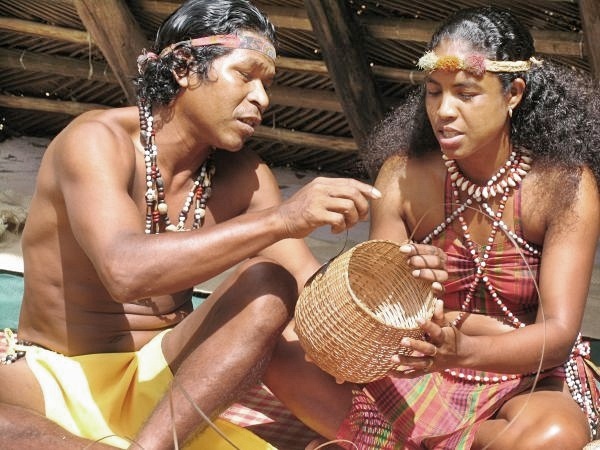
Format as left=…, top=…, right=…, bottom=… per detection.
left=55, top=119, right=378, bottom=302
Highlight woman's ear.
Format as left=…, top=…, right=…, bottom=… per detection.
left=507, top=77, right=526, bottom=110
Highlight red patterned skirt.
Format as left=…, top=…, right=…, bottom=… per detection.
left=336, top=363, right=586, bottom=449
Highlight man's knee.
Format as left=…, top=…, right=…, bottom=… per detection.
left=236, top=257, right=298, bottom=319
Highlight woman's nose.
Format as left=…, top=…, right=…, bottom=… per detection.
left=437, top=94, right=457, bottom=120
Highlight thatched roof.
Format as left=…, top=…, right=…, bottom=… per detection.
left=1, top=0, right=598, bottom=178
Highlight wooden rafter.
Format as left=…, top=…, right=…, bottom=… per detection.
left=0, top=48, right=116, bottom=83
left=135, top=3, right=585, bottom=58
left=73, top=0, right=149, bottom=104
left=580, top=0, right=600, bottom=80
left=304, top=0, right=385, bottom=150
left=0, top=18, right=424, bottom=85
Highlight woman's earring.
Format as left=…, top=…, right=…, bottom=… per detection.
left=508, top=106, right=513, bottom=118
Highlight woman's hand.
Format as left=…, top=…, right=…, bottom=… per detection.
left=399, top=243, right=447, bottom=294
left=389, top=299, right=459, bottom=376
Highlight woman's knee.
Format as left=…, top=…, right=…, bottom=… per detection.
left=511, top=411, right=590, bottom=450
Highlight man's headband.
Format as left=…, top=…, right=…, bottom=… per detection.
left=137, top=33, right=276, bottom=73
left=417, top=51, right=542, bottom=77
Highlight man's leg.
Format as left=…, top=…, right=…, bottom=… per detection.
left=263, top=321, right=355, bottom=441
left=0, top=352, right=110, bottom=448
left=135, top=257, right=298, bottom=449
left=0, top=403, right=114, bottom=449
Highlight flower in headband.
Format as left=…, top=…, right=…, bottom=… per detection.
left=417, top=51, right=541, bottom=77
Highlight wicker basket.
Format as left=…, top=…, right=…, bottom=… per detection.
left=295, top=239, right=436, bottom=384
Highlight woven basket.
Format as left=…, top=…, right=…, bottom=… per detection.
left=295, top=239, right=436, bottom=383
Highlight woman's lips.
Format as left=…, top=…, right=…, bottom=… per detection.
left=437, top=129, right=463, bottom=149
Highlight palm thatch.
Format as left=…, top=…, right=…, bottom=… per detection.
left=1, top=0, right=598, bottom=178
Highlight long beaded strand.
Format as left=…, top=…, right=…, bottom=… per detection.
left=444, top=151, right=530, bottom=328
left=422, top=150, right=531, bottom=384
left=138, top=98, right=215, bottom=234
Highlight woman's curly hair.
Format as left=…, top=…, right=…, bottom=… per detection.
left=362, top=6, right=600, bottom=191
left=134, top=0, right=276, bottom=106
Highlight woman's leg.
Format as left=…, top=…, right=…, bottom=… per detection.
left=473, top=377, right=590, bottom=450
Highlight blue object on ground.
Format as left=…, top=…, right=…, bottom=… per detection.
left=0, top=270, right=23, bottom=330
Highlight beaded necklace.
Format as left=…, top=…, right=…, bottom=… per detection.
left=444, top=151, right=531, bottom=201
left=138, top=99, right=215, bottom=234
left=443, top=150, right=533, bottom=328
left=421, top=149, right=535, bottom=384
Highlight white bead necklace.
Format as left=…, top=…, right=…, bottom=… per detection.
left=138, top=100, right=215, bottom=234
left=443, top=151, right=532, bottom=201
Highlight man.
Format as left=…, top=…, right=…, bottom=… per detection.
left=0, top=1, right=382, bottom=448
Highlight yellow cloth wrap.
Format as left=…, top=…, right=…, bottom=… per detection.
left=24, top=330, right=275, bottom=449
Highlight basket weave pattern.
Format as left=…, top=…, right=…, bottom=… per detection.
left=295, top=240, right=436, bottom=383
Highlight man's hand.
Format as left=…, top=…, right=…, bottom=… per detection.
left=277, top=177, right=382, bottom=238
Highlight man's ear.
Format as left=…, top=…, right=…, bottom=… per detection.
left=173, top=70, right=189, bottom=88
left=507, top=77, right=525, bottom=110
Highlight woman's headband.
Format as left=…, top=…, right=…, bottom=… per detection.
left=137, top=33, right=276, bottom=73
left=417, top=51, right=542, bottom=77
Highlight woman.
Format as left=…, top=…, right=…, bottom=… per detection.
left=266, top=6, right=600, bottom=449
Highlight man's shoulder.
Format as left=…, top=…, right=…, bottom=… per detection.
left=49, top=107, right=139, bottom=159
left=63, top=106, right=137, bottom=140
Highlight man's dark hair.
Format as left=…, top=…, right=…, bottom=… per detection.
left=135, top=0, right=276, bottom=105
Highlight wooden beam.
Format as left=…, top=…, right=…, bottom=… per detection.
left=276, top=56, right=328, bottom=74
left=0, top=48, right=116, bottom=83
left=0, top=17, right=90, bottom=45
left=580, top=0, right=600, bottom=80
left=74, top=0, right=149, bottom=104
left=269, top=85, right=342, bottom=112
left=0, top=8, right=584, bottom=60
left=257, top=5, right=313, bottom=31
left=0, top=47, right=344, bottom=112
left=0, top=94, right=107, bottom=116
left=137, top=0, right=179, bottom=16
left=253, top=126, right=357, bottom=152
left=362, top=17, right=583, bottom=57
left=304, top=0, right=385, bottom=150
left=276, top=56, right=425, bottom=84
left=0, top=94, right=356, bottom=152
left=257, top=6, right=584, bottom=58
